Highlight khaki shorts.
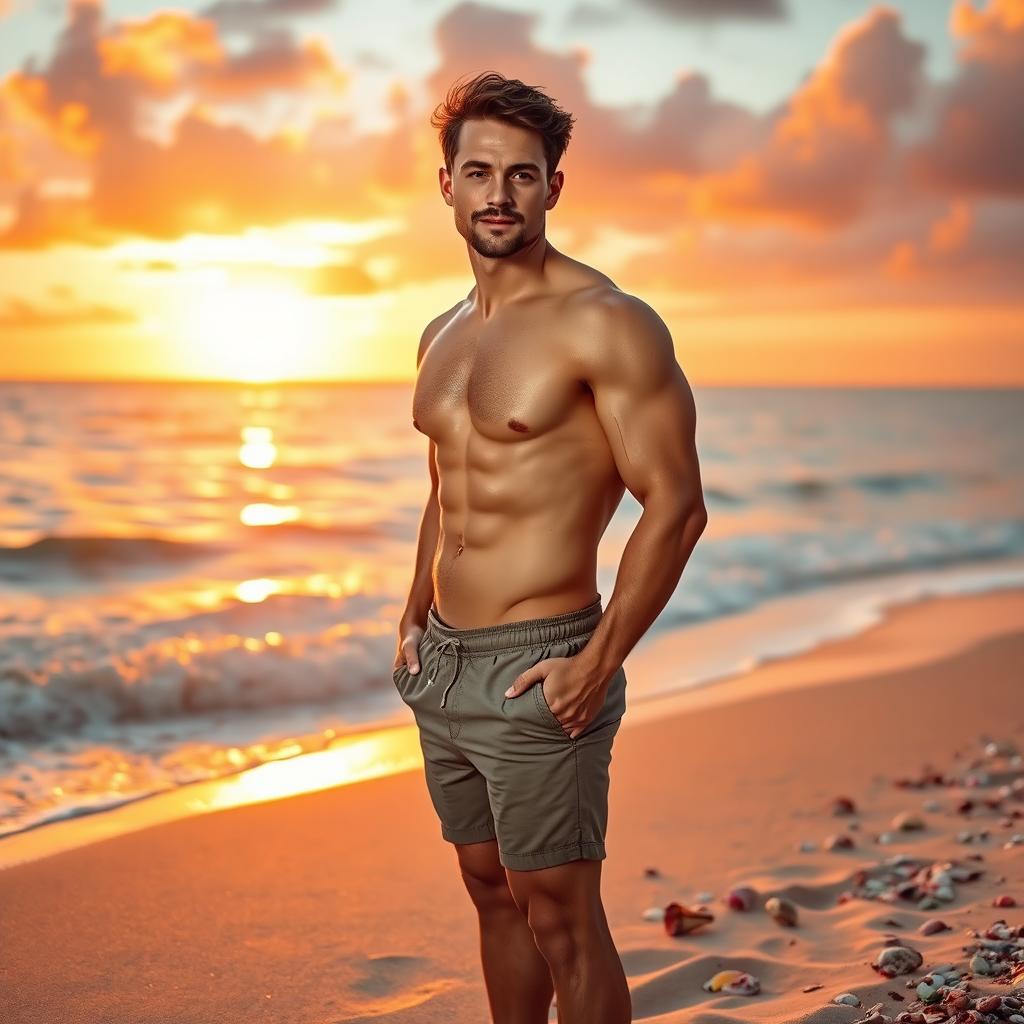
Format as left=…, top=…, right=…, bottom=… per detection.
left=391, top=596, right=627, bottom=871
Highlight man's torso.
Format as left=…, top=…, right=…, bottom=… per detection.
left=412, top=255, right=627, bottom=627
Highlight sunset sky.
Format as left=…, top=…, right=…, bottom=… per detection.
left=0, top=0, right=1021, bottom=386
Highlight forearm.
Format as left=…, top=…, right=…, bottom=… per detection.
left=576, top=499, right=707, bottom=688
left=399, top=490, right=440, bottom=631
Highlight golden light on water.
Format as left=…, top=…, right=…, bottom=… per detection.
left=239, top=425, right=277, bottom=468
left=240, top=502, right=300, bottom=526
left=197, top=731, right=424, bottom=812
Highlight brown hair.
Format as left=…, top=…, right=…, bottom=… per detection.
left=430, top=71, right=576, bottom=179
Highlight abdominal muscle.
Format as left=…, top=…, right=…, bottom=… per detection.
left=430, top=447, right=624, bottom=629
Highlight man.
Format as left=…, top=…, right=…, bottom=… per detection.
left=391, top=71, right=707, bottom=1023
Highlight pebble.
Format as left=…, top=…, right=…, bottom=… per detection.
left=764, top=895, right=798, bottom=927
left=993, top=893, right=1016, bottom=907
left=871, top=944, right=923, bottom=977
left=917, top=918, right=950, bottom=935
left=834, top=993, right=861, bottom=1006
left=726, top=886, right=758, bottom=911
left=832, top=796, right=857, bottom=815
left=892, top=811, right=926, bottom=831
left=826, top=833, right=855, bottom=851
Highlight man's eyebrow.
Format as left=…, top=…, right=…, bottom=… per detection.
left=459, top=159, right=542, bottom=174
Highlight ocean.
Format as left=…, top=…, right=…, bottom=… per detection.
left=1, top=380, right=1022, bottom=841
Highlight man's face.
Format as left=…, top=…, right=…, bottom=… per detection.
left=441, top=118, right=559, bottom=258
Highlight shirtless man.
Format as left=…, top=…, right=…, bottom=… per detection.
left=391, top=72, right=707, bottom=1023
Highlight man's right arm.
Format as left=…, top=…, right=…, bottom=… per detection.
left=395, top=312, right=450, bottom=671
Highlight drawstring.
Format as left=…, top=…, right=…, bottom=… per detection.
left=435, top=636, right=462, bottom=708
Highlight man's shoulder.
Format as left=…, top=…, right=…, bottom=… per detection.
left=563, top=283, right=676, bottom=384
left=418, top=299, right=469, bottom=365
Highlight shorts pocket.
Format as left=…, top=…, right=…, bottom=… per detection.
left=533, top=679, right=574, bottom=741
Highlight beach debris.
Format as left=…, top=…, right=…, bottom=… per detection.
left=695, top=890, right=714, bottom=903
left=826, top=832, right=856, bottom=851
left=726, top=886, right=759, bottom=911
left=702, top=969, right=760, bottom=995
left=984, top=739, right=1019, bottom=759
left=1005, top=834, right=1024, bottom=849
left=994, top=894, right=1017, bottom=907
left=798, top=839, right=818, bottom=852
left=921, top=799, right=943, bottom=813
left=871, top=945, right=923, bottom=977
left=893, top=766, right=949, bottom=790
left=892, top=812, right=926, bottom=832
left=643, top=867, right=660, bottom=878
left=641, top=906, right=663, bottom=921
left=956, top=828, right=991, bottom=843
left=663, top=901, right=714, bottom=936
left=847, top=1001, right=890, bottom=1024
left=917, top=918, right=950, bottom=936
left=802, top=983, right=824, bottom=993
left=832, top=796, right=858, bottom=816
left=877, top=832, right=897, bottom=845
left=833, top=993, right=861, bottom=1005
left=839, top=853, right=984, bottom=907
left=765, top=895, right=798, bottom=927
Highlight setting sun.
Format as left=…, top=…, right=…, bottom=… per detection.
left=178, top=283, right=325, bottom=382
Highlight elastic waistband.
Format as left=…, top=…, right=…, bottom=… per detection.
left=425, top=595, right=603, bottom=654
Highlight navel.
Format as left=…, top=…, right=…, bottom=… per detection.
left=508, top=418, right=529, bottom=433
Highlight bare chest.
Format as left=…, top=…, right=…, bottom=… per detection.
left=412, top=325, right=584, bottom=443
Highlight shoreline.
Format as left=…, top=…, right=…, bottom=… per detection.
left=2, top=581, right=1023, bottom=873
left=1, top=586, right=1022, bottom=1021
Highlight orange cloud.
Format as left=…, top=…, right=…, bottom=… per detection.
left=686, top=7, right=925, bottom=230
left=907, top=0, right=1024, bottom=196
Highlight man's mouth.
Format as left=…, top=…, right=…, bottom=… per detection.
left=479, top=217, right=517, bottom=224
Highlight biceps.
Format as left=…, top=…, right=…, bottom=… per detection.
left=594, top=368, right=701, bottom=509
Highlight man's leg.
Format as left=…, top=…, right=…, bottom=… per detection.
left=505, top=858, right=631, bottom=1024
left=455, top=838, right=556, bottom=1024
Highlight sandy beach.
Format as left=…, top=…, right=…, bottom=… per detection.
left=2, top=586, right=1022, bottom=1023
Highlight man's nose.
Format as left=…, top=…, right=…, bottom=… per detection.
left=485, top=176, right=512, bottom=207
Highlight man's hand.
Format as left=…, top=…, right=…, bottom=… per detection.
left=504, top=656, right=609, bottom=739
left=394, top=624, right=426, bottom=674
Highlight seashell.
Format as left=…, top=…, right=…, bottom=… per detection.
left=892, top=811, right=925, bottom=831
left=871, top=945, right=923, bottom=977
left=702, top=969, right=760, bottom=995
left=764, top=895, right=798, bottom=927
left=918, top=918, right=950, bottom=935
left=834, top=993, right=861, bottom=1006
left=642, top=906, right=663, bottom=921
left=993, top=894, right=1016, bottom=907
left=663, top=901, right=714, bottom=936
left=832, top=796, right=857, bottom=815
left=826, top=833, right=855, bottom=851
left=726, top=886, right=758, bottom=911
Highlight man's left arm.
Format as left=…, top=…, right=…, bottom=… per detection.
left=574, top=291, right=708, bottom=690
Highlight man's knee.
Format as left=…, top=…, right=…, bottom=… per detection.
left=455, top=840, right=520, bottom=914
